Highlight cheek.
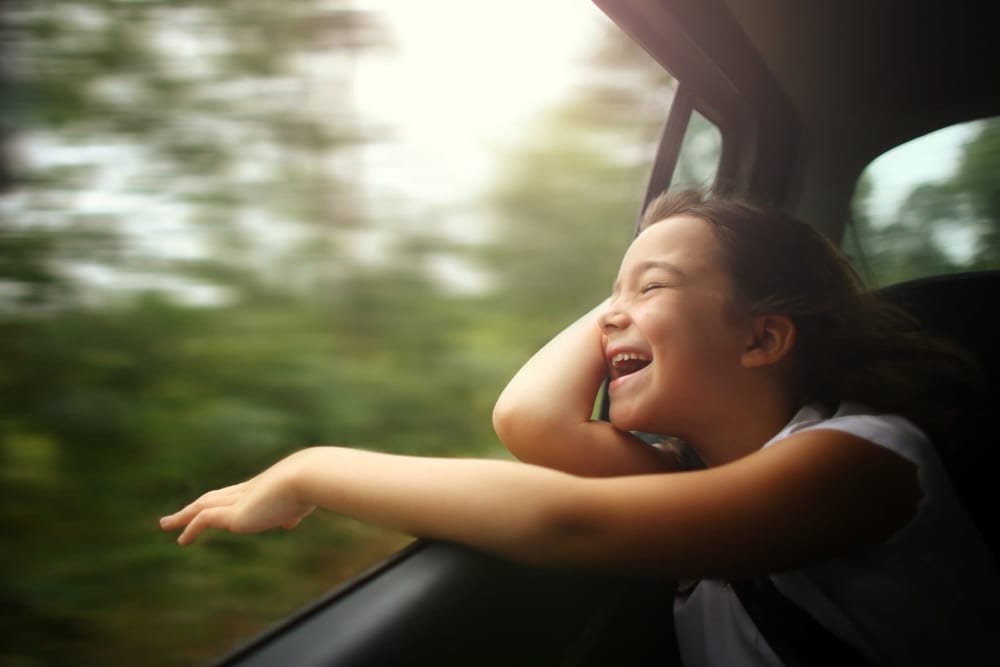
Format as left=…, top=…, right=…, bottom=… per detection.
left=648, top=312, right=744, bottom=372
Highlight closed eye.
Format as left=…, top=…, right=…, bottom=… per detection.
left=640, top=283, right=669, bottom=294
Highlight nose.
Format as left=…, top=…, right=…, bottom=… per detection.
left=598, top=300, right=630, bottom=332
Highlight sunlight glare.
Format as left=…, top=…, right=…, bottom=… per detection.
left=357, top=0, right=607, bottom=203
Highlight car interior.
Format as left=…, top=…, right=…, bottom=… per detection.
left=210, top=1, right=1000, bottom=664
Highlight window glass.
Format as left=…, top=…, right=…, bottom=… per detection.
left=672, top=109, right=723, bottom=190
left=845, top=117, right=1000, bottom=285
left=0, top=1, right=672, bottom=665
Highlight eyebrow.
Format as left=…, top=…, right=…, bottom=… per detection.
left=635, top=260, right=686, bottom=278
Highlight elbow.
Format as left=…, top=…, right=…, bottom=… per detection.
left=492, top=394, right=559, bottom=462
left=491, top=398, right=514, bottom=443
left=492, top=399, right=527, bottom=458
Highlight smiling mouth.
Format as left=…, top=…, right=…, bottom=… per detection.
left=609, top=351, right=652, bottom=380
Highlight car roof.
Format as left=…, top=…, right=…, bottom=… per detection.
left=595, top=0, right=1000, bottom=233
left=731, top=0, right=999, bottom=153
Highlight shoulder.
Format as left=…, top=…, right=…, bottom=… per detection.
left=757, top=402, right=927, bottom=520
left=706, top=405, right=925, bottom=567
left=766, top=401, right=931, bottom=465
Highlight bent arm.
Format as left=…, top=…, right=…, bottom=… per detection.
left=492, top=302, right=679, bottom=476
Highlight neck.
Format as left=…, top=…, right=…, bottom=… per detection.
left=684, top=383, right=798, bottom=467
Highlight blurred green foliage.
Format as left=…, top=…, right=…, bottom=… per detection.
left=847, top=117, right=1000, bottom=285
left=3, top=1, right=997, bottom=663
left=1, top=3, right=670, bottom=666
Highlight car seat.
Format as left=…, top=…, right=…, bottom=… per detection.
left=880, top=270, right=1000, bottom=559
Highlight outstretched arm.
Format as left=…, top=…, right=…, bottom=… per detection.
left=161, top=447, right=586, bottom=561
left=492, top=301, right=679, bottom=476
left=160, top=430, right=919, bottom=578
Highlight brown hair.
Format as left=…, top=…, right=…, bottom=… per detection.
left=639, top=190, right=982, bottom=440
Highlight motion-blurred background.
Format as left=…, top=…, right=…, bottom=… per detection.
left=3, top=1, right=997, bottom=665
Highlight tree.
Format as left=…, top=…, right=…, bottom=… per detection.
left=1, top=3, right=416, bottom=665
left=847, top=117, right=1000, bottom=285
left=1, top=7, right=692, bottom=666
left=954, top=117, right=1000, bottom=268
left=479, top=21, right=675, bottom=343
left=3, top=0, right=389, bottom=308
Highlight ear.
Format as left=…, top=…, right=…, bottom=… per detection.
left=740, top=315, right=796, bottom=369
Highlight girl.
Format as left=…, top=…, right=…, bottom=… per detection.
left=161, top=191, right=998, bottom=665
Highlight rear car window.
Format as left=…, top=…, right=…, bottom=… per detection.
left=845, top=116, right=1000, bottom=285
left=0, top=2, right=672, bottom=665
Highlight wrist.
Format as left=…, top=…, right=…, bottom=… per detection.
left=283, top=447, right=327, bottom=507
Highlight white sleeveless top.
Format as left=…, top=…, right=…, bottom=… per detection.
left=673, top=402, right=1000, bottom=666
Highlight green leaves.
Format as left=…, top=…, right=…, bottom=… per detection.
left=2, top=3, right=669, bottom=664
left=848, top=117, right=1000, bottom=285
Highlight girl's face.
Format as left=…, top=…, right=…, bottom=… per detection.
left=600, top=214, right=753, bottom=438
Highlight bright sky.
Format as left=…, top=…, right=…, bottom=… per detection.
left=355, top=0, right=608, bottom=205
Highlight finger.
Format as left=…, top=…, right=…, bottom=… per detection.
left=177, top=507, right=231, bottom=546
left=161, top=485, right=243, bottom=530
left=160, top=502, right=208, bottom=531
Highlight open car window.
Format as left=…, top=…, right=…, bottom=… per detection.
left=0, top=1, right=673, bottom=665
left=846, top=116, right=1000, bottom=286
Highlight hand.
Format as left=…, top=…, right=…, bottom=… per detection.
left=160, top=455, right=316, bottom=545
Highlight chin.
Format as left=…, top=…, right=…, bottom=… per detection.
left=609, top=405, right=652, bottom=434
left=611, top=403, right=677, bottom=439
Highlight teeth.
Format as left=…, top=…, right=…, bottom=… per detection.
left=611, top=352, right=650, bottom=366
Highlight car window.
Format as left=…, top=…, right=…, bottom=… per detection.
left=845, top=116, right=1000, bottom=286
left=0, top=1, right=672, bottom=665
left=672, top=109, right=723, bottom=190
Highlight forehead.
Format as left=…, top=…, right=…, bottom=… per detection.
left=620, top=214, right=722, bottom=275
